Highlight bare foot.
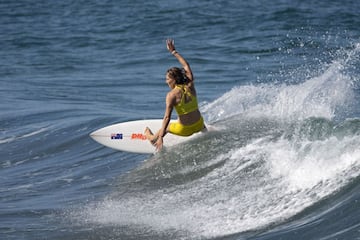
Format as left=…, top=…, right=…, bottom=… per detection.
left=144, top=127, right=157, bottom=145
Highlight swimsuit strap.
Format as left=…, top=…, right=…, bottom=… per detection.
left=174, top=85, right=198, bottom=116
left=176, top=85, right=193, bottom=101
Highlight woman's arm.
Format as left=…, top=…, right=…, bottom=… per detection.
left=155, top=92, right=175, bottom=150
left=166, top=39, right=194, bottom=82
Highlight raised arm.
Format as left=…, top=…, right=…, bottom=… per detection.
left=166, top=39, right=194, bottom=82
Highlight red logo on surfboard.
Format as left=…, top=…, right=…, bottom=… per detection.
left=131, top=133, right=147, bottom=140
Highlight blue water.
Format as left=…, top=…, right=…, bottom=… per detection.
left=1, top=0, right=360, bottom=239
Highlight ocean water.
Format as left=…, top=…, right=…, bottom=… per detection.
left=1, top=0, right=360, bottom=239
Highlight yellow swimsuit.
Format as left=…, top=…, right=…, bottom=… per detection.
left=168, top=85, right=205, bottom=136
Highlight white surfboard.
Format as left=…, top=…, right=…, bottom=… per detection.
left=90, top=119, right=206, bottom=154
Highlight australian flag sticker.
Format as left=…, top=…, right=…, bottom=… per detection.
left=111, top=133, right=123, bottom=140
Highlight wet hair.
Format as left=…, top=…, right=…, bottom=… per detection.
left=166, top=67, right=188, bottom=84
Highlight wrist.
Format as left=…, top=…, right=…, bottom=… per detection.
left=158, top=131, right=165, bottom=138
left=171, top=50, right=177, bottom=55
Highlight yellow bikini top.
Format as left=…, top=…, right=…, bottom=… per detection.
left=174, top=85, right=199, bottom=116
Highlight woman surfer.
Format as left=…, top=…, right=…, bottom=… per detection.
left=145, top=39, right=206, bottom=150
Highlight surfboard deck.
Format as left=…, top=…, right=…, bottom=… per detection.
left=90, top=119, right=206, bottom=154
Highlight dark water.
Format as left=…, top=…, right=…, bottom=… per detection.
left=1, top=0, right=360, bottom=239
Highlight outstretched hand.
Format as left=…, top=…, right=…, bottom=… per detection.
left=166, top=39, right=176, bottom=53
left=155, top=136, right=163, bottom=151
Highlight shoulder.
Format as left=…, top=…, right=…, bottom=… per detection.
left=168, top=87, right=181, bottom=96
left=166, top=89, right=178, bottom=105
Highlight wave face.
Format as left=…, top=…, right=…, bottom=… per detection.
left=2, top=1, right=360, bottom=239
left=72, top=45, right=360, bottom=239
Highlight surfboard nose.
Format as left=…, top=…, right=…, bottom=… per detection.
left=89, top=128, right=104, bottom=141
left=89, top=130, right=98, bottom=139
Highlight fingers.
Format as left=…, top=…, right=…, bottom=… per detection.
left=155, top=143, right=161, bottom=151
left=166, top=38, right=174, bottom=45
left=154, top=138, right=163, bottom=151
left=166, top=38, right=175, bottom=51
